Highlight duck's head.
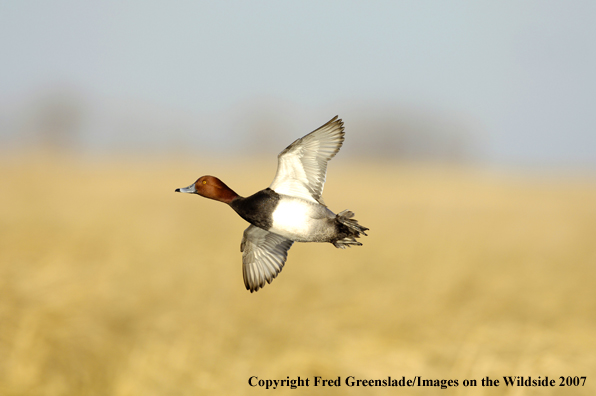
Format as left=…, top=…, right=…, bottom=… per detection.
left=175, top=175, right=239, bottom=204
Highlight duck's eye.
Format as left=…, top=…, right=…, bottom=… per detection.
left=202, top=180, right=207, bottom=185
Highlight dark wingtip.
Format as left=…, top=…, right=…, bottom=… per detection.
left=175, top=188, right=180, bottom=192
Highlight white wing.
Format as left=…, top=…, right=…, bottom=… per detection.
left=269, top=116, right=344, bottom=204
left=240, top=225, right=294, bottom=293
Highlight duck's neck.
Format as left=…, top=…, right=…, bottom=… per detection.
left=200, top=180, right=240, bottom=204
left=215, top=187, right=240, bottom=205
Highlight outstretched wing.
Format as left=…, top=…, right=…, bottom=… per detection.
left=240, top=225, right=294, bottom=293
left=269, top=116, right=344, bottom=204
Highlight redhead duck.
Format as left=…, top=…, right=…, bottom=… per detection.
left=176, top=116, right=368, bottom=292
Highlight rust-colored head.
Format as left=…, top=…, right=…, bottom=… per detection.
left=175, top=175, right=239, bottom=204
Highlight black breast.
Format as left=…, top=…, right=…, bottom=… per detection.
left=229, top=188, right=280, bottom=230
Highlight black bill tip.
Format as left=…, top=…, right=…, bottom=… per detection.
left=175, top=188, right=181, bottom=192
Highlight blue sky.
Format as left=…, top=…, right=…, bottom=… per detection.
left=1, top=1, right=595, bottom=168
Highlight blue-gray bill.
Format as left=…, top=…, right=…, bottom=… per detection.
left=175, top=184, right=196, bottom=193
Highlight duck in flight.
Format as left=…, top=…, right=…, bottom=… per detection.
left=176, top=116, right=368, bottom=292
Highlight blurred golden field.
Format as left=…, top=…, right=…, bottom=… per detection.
left=1, top=153, right=595, bottom=395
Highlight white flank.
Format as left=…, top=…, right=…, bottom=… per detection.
left=270, top=199, right=315, bottom=240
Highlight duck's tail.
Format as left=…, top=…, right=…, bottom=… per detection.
left=332, top=210, right=369, bottom=249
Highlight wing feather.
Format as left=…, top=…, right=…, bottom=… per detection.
left=269, top=116, right=345, bottom=204
left=240, top=225, right=294, bottom=293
